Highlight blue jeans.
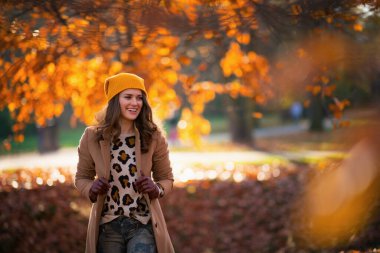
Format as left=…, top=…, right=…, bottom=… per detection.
left=97, top=216, right=157, bottom=253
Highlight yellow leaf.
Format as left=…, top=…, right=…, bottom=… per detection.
left=118, top=25, right=127, bottom=34
left=200, top=119, right=211, bottom=134
left=165, top=70, right=178, bottom=84
left=8, top=102, right=17, bottom=112
left=165, top=89, right=177, bottom=100
left=68, top=23, right=76, bottom=31
left=47, top=63, right=55, bottom=75
left=157, top=47, right=170, bottom=56
left=193, top=103, right=204, bottom=114
left=109, top=61, right=123, bottom=74
left=321, top=76, right=329, bottom=84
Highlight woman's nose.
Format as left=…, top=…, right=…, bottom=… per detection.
left=131, top=97, right=138, bottom=105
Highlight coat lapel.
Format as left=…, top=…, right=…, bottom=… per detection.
left=134, top=126, right=151, bottom=202
left=99, top=133, right=111, bottom=180
left=134, top=126, right=144, bottom=177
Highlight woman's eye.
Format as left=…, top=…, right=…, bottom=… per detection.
left=122, top=95, right=142, bottom=100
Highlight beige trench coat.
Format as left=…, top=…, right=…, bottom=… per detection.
left=75, top=126, right=175, bottom=253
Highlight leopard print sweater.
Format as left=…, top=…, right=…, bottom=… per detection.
left=100, top=133, right=150, bottom=225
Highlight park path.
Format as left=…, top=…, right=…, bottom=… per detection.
left=0, top=147, right=276, bottom=170
left=0, top=121, right=341, bottom=177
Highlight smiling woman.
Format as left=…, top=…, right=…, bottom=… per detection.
left=75, top=73, right=175, bottom=253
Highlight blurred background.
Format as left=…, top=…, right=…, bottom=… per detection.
left=1, top=1, right=380, bottom=252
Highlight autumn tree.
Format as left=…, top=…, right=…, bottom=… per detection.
left=0, top=0, right=183, bottom=148
left=1, top=0, right=379, bottom=149
left=167, top=0, right=379, bottom=137
left=268, top=1, right=379, bottom=130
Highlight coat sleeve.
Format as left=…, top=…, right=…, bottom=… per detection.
left=75, top=127, right=96, bottom=201
left=152, top=131, right=174, bottom=196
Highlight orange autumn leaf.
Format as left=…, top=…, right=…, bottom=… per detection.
left=342, top=99, right=351, bottom=107
left=324, top=85, right=336, bottom=96
left=236, top=33, right=250, bottom=45
left=178, top=55, right=192, bottom=65
left=204, top=30, right=214, bottom=39
left=291, top=4, right=302, bottom=15
left=353, top=23, right=363, bottom=32
left=227, top=28, right=238, bottom=37
left=198, top=63, right=208, bottom=71
left=14, top=134, right=25, bottom=143
left=255, top=95, right=266, bottom=104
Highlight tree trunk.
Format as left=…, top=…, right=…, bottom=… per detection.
left=37, top=118, right=59, bottom=153
left=226, top=96, right=254, bottom=146
left=308, top=94, right=325, bottom=132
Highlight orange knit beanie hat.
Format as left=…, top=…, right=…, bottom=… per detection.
left=104, top=73, right=147, bottom=102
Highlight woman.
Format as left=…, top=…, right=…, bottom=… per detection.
left=75, top=73, right=175, bottom=253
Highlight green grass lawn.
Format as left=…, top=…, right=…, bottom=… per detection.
left=58, top=126, right=86, bottom=147
left=0, top=126, right=86, bottom=155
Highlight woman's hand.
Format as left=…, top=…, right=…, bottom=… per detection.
left=89, top=177, right=110, bottom=202
left=134, top=172, right=159, bottom=200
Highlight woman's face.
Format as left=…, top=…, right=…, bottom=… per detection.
left=118, top=88, right=143, bottom=122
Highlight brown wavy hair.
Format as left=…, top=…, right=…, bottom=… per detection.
left=95, top=91, right=157, bottom=153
